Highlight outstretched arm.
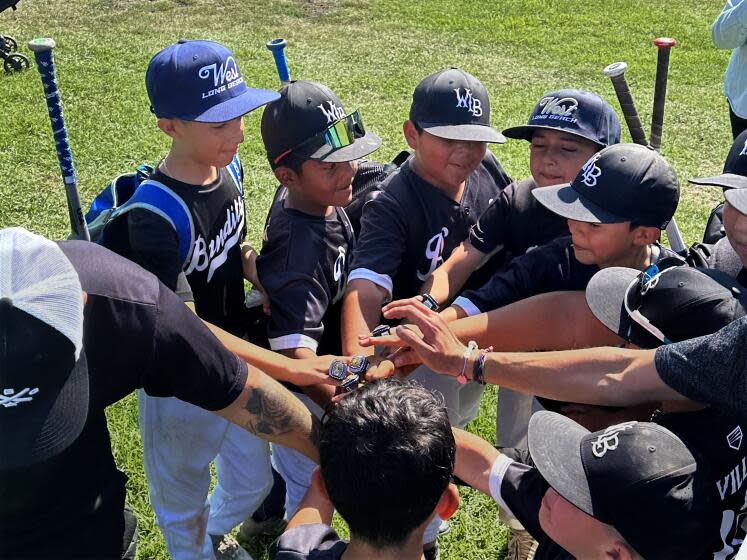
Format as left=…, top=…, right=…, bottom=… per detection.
left=452, top=428, right=501, bottom=496
left=216, top=364, right=322, bottom=463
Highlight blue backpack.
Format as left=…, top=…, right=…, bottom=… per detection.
left=86, top=156, right=242, bottom=269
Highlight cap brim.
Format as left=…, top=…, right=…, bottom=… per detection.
left=305, top=131, right=382, bottom=163
left=194, top=88, right=281, bottom=123
left=585, top=267, right=661, bottom=349
left=532, top=184, right=626, bottom=223
left=688, top=173, right=747, bottom=190
left=421, top=123, right=506, bottom=144
left=726, top=187, right=747, bottom=215
left=528, top=411, right=596, bottom=516
left=0, top=350, right=89, bottom=470
left=502, top=124, right=604, bottom=147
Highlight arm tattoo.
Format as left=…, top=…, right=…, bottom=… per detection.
left=242, top=387, right=293, bottom=437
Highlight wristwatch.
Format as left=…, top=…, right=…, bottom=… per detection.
left=371, top=324, right=391, bottom=337
left=420, top=293, right=439, bottom=312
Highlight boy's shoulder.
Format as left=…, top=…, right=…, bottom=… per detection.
left=270, top=524, right=347, bottom=560
left=259, top=187, right=354, bottom=277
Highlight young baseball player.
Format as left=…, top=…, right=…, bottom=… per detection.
left=421, top=89, right=620, bottom=305
left=256, top=79, right=381, bottom=518
left=690, top=128, right=747, bottom=283
left=438, top=143, right=681, bottom=450
left=103, top=39, right=282, bottom=560
left=453, top=415, right=719, bottom=560
left=0, top=228, right=320, bottom=560
left=269, top=379, right=459, bottom=560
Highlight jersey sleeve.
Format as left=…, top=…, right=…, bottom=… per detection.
left=469, top=188, right=512, bottom=254
left=711, top=0, right=747, bottom=50
left=142, top=281, right=248, bottom=410
left=655, top=316, right=747, bottom=418
left=452, top=239, right=571, bottom=315
left=488, top=456, right=549, bottom=538
left=348, top=191, right=408, bottom=298
left=261, top=271, right=330, bottom=353
left=127, top=208, right=191, bottom=297
left=270, top=524, right=346, bottom=560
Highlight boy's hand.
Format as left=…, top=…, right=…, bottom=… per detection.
left=291, top=355, right=350, bottom=387
left=361, top=300, right=467, bottom=376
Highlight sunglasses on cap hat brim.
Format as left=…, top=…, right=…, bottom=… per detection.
left=273, top=110, right=368, bottom=165
left=623, top=257, right=686, bottom=345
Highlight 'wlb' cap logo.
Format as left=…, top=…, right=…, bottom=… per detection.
left=198, top=56, right=244, bottom=100
left=590, top=421, right=637, bottom=458
left=580, top=152, right=602, bottom=187
left=318, top=100, right=346, bottom=124
left=740, top=137, right=747, bottom=157
left=454, top=88, right=483, bottom=117
left=1, top=387, right=40, bottom=408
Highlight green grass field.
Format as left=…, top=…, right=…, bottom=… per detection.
left=0, top=0, right=735, bottom=558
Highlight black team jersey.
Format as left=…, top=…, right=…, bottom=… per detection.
left=0, top=242, right=247, bottom=559
left=349, top=151, right=511, bottom=303
left=469, top=177, right=569, bottom=264
left=257, top=187, right=354, bottom=356
left=103, top=161, right=248, bottom=335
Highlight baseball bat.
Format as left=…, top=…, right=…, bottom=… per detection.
left=28, top=38, right=90, bottom=241
left=266, top=38, right=290, bottom=85
left=602, top=62, right=649, bottom=147
left=650, top=37, right=676, bottom=152
left=650, top=37, right=686, bottom=254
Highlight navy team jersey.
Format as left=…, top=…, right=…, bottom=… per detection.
left=469, top=177, right=569, bottom=263
left=653, top=408, right=747, bottom=560
left=257, top=187, right=354, bottom=356
left=348, top=151, right=511, bottom=302
left=0, top=241, right=247, bottom=559
left=270, top=524, right=347, bottom=560
left=454, top=236, right=679, bottom=316
left=105, top=163, right=248, bottom=335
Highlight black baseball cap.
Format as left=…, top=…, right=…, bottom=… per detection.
left=261, top=80, right=381, bottom=166
left=528, top=412, right=719, bottom=560
left=503, top=89, right=621, bottom=147
left=0, top=228, right=88, bottom=470
left=532, top=143, right=679, bottom=228
left=586, top=262, right=747, bottom=348
left=689, top=128, right=747, bottom=190
left=409, top=67, right=505, bottom=143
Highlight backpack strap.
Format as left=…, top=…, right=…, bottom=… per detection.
left=112, top=179, right=196, bottom=269
left=226, top=154, right=243, bottom=196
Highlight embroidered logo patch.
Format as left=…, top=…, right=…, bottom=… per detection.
left=590, top=421, right=637, bottom=458
left=318, top=100, right=345, bottom=124
left=198, top=56, right=244, bottom=100
left=454, top=88, right=483, bottom=117
left=580, top=152, right=602, bottom=187
left=1, top=387, right=40, bottom=408
left=727, top=426, right=743, bottom=451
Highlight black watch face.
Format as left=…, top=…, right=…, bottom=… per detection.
left=421, top=294, right=439, bottom=311
left=371, top=324, right=391, bottom=337
left=328, top=360, right=347, bottom=381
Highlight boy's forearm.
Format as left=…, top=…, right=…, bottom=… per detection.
left=287, top=480, right=335, bottom=529
left=218, top=365, right=320, bottom=462
left=341, top=279, right=388, bottom=355
left=453, top=428, right=501, bottom=497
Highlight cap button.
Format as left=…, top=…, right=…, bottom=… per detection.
left=648, top=445, right=656, bottom=453
left=620, top=156, right=627, bottom=162
left=177, top=38, right=188, bottom=44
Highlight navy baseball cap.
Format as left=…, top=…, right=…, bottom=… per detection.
left=146, top=39, right=280, bottom=122
left=503, top=89, right=621, bottom=147
left=409, top=67, right=505, bottom=143
left=261, top=80, right=381, bottom=166
left=532, top=143, right=679, bottom=227
left=586, top=263, right=746, bottom=348
left=529, top=412, right=719, bottom=560
left=689, top=128, right=747, bottom=190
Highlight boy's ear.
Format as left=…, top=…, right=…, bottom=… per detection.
left=403, top=120, right=420, bottom=150
left=435, top=482, right=460, bottom=521
left=157, top=117, right=179, bottom=139
left=274, top=166, right=300, bottom=188
left=631, top=225, right=662, bottom=246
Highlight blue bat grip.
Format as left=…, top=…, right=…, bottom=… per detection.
left=32, top=47, right=77, bottom=186
left=266, top=39, right=290, bottom=84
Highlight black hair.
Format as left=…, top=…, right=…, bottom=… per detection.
left=269, top=151, right=307, bottom=175
left=320, top=379, right=455, bottom=548
left=412, top=121, right=424, bottom=135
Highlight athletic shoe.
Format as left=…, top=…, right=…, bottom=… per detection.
left=506, top=527, right=537, bottom=560
left=437, top=518, right=451, bottom=536
left=210, top=534, right=253, bottom=560
left=423, top=543, right=439, bottom=560
left=237, top=515, right=287, bottom=540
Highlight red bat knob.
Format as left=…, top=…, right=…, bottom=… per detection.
left=654, top=37, right=677, bottom=49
